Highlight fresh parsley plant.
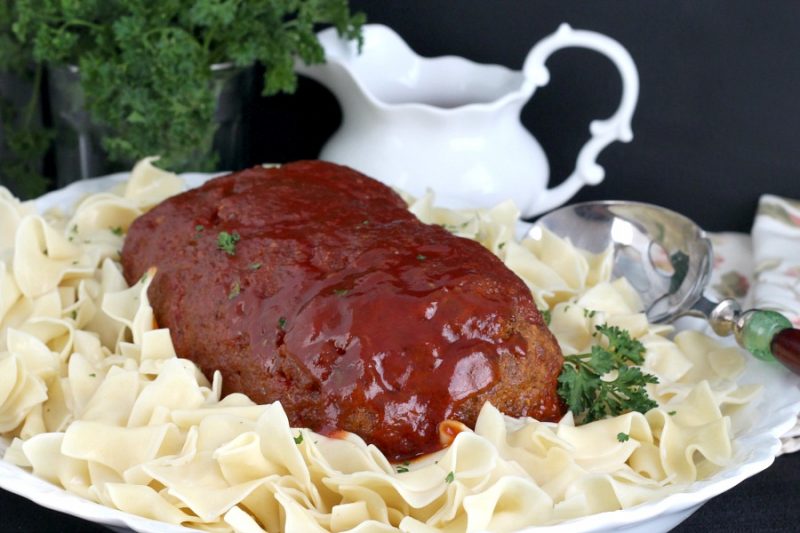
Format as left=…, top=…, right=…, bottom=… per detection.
left=558, top=324, right=659, bottom=424
left=0, top=0, right=51, bottom=198
left=12, top=0, right=365, bottom=171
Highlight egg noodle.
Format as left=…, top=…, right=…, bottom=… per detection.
left=0, top=159, right=761, bottom=532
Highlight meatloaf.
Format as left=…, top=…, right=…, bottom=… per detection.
left=121, top=161, right=565, bottom=461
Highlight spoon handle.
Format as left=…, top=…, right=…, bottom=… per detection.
left=737, top=309, right=799, bottom=374
left=771, top=328, right=800, bottom=375
left=697, top=299, right=798, bottom=374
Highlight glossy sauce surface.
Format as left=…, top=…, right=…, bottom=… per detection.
left=122, top=161, right=565, bottom=460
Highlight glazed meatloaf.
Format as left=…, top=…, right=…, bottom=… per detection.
left=121, top=161, right=565, bottom=460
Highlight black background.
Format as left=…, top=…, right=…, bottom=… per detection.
left=2, top=1, right=800, bottom=531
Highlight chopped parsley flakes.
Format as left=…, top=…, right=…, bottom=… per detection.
left=217, top=231, right=241, bottom=255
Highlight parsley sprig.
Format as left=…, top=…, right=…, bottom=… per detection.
left=558, top=324, right=659, bottom=424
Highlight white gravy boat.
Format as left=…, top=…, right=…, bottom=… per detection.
left=296, top=23, right=639, bottom=218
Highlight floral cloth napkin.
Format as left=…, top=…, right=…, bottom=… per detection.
left=707, top=194, right=800, bottom=455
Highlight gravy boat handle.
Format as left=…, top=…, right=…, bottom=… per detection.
left=522, top=23, right=640, bottom=217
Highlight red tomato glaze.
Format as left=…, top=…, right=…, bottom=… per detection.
left=122, top=161, right=565, bottom=461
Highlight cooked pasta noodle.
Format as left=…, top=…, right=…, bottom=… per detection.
left=0, top=159, right=760, bottom=532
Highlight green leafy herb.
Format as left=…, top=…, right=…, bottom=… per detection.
left=110, top=226, right=123, bottom=236
left=416, top=254, right=427, bottom=261
left=195, top=224, right=204, bottom=232
left=540, top=308, right=551, bottom=326
left=333, top=288, right=349, bottom=296
left=248, top=262, right=262, bottom=271
left=668, top=410, right=677, bottom=416
left=217, top=231, right=240, bottom=255
left=278, top=316, right=287, bottom=331
left=396, top=461, right=410, bottom=474
left=616, top=432, right=630, bottom=442
left=558, top=324, right=659, bottom=424
left=583, top=308, right=597, bottom=318
left=12, top=1, right=365, bottom=171
left=445, top=471, right=455, bottom=484
left=294, top=431, right=303, bottom=445
left=0, top=1, right=51, bottom=198
left=69, top=310, right=77, bottom=320
left=89, top=372, right=96, bottom=378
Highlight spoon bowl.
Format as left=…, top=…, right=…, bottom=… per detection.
left=530, top=200, right=713, bottom=323
left=531, top=200, right=800, bottom=374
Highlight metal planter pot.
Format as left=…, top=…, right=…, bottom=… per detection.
left=47, top=63, right=255, bottom=188
left=0, top=70, right=45, bottom=196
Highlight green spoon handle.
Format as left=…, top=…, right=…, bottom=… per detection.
left=737, top=309, right=799, bottom=374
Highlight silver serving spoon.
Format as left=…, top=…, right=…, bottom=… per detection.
left=531, top=200, right=800, bottom=374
